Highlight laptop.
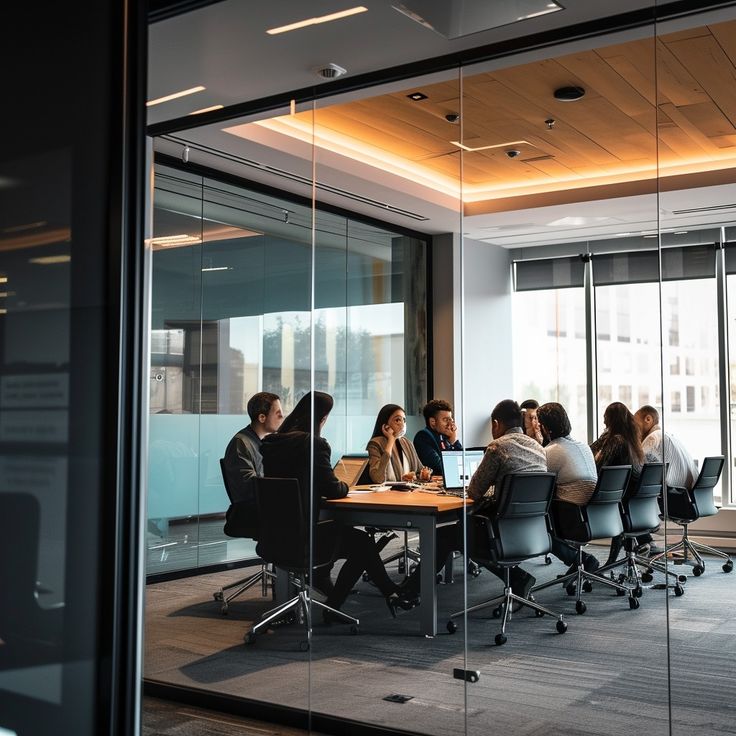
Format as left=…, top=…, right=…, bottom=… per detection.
left=441, top=449, right=485, bottom=495
left=333, top=455, right=369, bottom=487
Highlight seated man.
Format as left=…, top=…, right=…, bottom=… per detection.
left=632, top=404, right=698, bottom=556
left=467, top=399, right=547, bottom=600
left=413, top=398, right=462, bottom=475
left=222, top=391, right=283, bottom=507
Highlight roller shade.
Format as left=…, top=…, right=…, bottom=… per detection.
left=514, top=255, right=585, bottom=291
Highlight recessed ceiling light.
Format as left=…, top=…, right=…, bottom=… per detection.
left=189, top=104, right=224, bottom=115
left=29, top=255, right=71, bottom=265
left=407, top=92, right=428, bottom=101
left=0, top=276, right=7, bottom=284
left=267, top=6, right=367, bottom=35
left=146, top=86, right=206, bottom=107
left=553, top=86, right=585, bottom=102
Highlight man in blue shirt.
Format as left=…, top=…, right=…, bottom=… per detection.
left=413, top=398, right=463, bottom=475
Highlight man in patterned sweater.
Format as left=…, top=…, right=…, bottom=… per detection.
left=468, top=399, right=547, bottom=600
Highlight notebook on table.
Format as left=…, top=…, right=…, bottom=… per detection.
left=441, top=449, right=485, bottom=496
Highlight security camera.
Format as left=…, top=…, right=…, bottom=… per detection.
left=506, top=149, right=521, bottom=158
left=445, top=113, right=460, bottom=123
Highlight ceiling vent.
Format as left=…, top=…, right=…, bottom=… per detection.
left=314, top=63, right=347, bottom=79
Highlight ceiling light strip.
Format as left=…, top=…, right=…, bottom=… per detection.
left=147, top=86, right=206, bottom=107
left=266, top=6, right=367, bottom=35
left=161, top=136, right=428, bottom=221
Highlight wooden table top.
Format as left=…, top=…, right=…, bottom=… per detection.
left=324, top=487, right=469, bottom=512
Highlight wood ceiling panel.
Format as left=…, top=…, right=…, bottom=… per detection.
left=556, top=49, right=653, bottom=119
left=652, top=41, right=710, bottom=107
left=709, top=20, right=736, bottom=68
left=251, top=18, right=736, bottom=208
left=664, top=35, right=736, bottom=128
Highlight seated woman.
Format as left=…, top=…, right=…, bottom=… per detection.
left=537, top=402, right=600, bottom=574
left=590, top=401, right=655, bottom=563
left=366, top=404, right=429, bottom=483
left=260, top=391, right=418, bottom=620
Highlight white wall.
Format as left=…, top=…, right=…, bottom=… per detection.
left=432, top=234, right=514, bottom=447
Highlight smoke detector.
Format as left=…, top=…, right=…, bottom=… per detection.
left=314, top=63, right=347, bottom=80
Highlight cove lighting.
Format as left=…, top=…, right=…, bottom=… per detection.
left=149, top=234, right=200, bottom=247
left=147, top=86, right=206, bottom=107
left=266, top=6, right=367, bottom=35
left=451, top=139, right=529, bottom=153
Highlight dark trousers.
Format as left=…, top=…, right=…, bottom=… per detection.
left=326, top=527, right=397, bottom=608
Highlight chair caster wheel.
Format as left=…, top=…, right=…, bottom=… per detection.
left=641, top=572, right=653, bottom=583
left=494, top=633, right=507, bottom=646
left=299, top=640, right=310, bottom=652
left=575, top=600, right=586, bottom=615
left=634, top=586, right=643, bottom=598
left=582, top=580, right=593, bottom=593
left=244, top=632, right=256, bottom=645
left=629, top=596, right=640, bottom=610
left=723, top=560, right=733, bottom=573
left=447, top=620, right=458, bottom=634
left=556, top=620, right=567, bottom=634
left=535, top=609, right=545, bottom=618
left=492, top=605, right=503, bottom=618
left=350, top=625, right=359, bottom=635
left=544, top=555, right=552, bottom=565
left=693, top=565, right=704, bottom=577
left=565, top=583, right=576, bottom=596
left=678, top=574, right=687, bottom=583
left=674, top=583, right=684, bottom=596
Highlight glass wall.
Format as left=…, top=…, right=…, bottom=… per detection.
left=143, top=4, right=736, bottom=736
left=147, top=165, right=429, bottom=575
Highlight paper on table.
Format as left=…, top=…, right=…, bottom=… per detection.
left=348, top=485, right=389, bottom=494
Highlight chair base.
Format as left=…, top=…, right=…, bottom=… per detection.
left=598, top=544, right=684, bottom=596
left=246, top=579, right=359, bottom=648
left=449, top=568, right=566, bottom=645
left=213, top=565, right=275, bottom=614
left=651, top=524, right=732, bottom=576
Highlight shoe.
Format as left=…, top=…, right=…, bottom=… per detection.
left=606, top=535, right=624, bottom=566
left=386, top=591, right=420, bottom=618
left=510, top=572, right=536, bottom=612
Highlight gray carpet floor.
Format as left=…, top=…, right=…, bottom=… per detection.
left=144, top=543, right=736, bottom=736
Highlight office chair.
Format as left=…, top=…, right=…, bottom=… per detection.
left=447, top=472, right=567, bottom=646
left=543, top=465, right=640, bottom=614
left=213, top=458, right=275, bottom=614
left=651, top=456, right=732, bottom=576
left=600, top=463, right=685, bottom=596
left=0, top=493, right=63, bottom=670
left=244, top=477, right=358, bottom=650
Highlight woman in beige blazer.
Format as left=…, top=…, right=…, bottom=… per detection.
left=366, top=404, right=428, bottom=483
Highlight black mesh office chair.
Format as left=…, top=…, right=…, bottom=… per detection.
left=651, top=456, right=732, bottom=576
left=213, top=458, right=275, bottom=614
left=600, top=463, right=685, bottom=596
left=244, top=477, right=358, bottom=649
left=447, top=472, right=567, bottom=646
left=547, top=465, right=640, bottom=614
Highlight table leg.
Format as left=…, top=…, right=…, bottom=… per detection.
left=416, top=517, right=437, bottom=636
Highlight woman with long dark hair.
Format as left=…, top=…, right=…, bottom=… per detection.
left=261, top=392, right=418, bottom=620
left=590, top=402, right=653, bottom=564
left=367, top=404, right=429, bottom=483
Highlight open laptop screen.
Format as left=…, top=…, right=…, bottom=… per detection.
left=441, top=449, right=485, bottom=490
left=333, top=455, right=368, bottom=487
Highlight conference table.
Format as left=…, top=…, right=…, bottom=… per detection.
left=323, top=488, right=469, bottom=637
